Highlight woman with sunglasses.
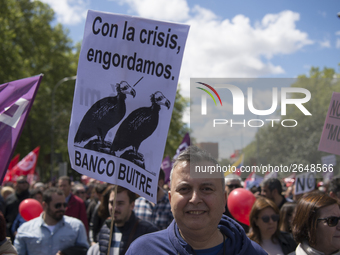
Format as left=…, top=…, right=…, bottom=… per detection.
left=291, top=191, right=340, bottom=255
left=248, top=197, right=297, bottom=255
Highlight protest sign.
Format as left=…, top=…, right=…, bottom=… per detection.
left=68, top=10, right=189, bottom=203
left=0, top=75, right=43, bottom=184
left=319, top=92, right=340, bottom=155
left=295, top=172, right=316, bottom=195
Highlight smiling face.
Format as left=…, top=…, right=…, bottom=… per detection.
left=312, top=204, right=340, bottom=254
left=169, top=161, right=227, bottom=237
left=255, top=207, right=278, bottom=240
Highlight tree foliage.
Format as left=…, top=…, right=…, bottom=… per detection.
left=243, top=67, right=340, bottom=177
left=1, top=0, right=189, bottom=181
left=163, top=85, right=190, bottom=158
left=1, top=0, right=78, bottom=181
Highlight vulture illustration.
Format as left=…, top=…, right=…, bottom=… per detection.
left=74, top=81, right=136, bottom=145
left=110, top=91, right=171, bottom=163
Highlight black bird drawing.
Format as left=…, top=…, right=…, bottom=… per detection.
left=110, top=91, right=171, bottom=168
left=74, top=81, right=136, bottom=146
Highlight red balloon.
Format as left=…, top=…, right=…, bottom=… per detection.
left=227, top=188, right=256, bottom=226
left=19, top=199, right=43, bottom=221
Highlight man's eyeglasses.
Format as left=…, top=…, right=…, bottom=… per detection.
left=226, top=184, right=241, bottom=189
left=260, top=214, right=280, bottom=223
left=76, top=190, right=85, bottom=194
left=317, top=216, right=340, bottom=227
left=54, top=202, right=67, bottom=209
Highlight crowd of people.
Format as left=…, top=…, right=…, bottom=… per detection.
left=0, top=146, right=339, bottom=255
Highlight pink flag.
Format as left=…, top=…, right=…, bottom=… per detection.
left=0, top=75, right=43, bottom=184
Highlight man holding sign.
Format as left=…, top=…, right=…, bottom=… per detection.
left=126, top=146, right=266, bottom=255
left=87, top=185, right=158, bottom=255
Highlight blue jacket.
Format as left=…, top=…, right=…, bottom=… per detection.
left=126, top=215, right=267, bottom=255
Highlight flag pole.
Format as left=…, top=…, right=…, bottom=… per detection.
left=107, top=185, right=118, bottom=255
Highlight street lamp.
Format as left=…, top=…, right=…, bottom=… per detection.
left=51, top=76, right=76, bottom=181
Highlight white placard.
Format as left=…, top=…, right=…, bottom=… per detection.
left=68, top=10, right=189, bottom=203
left=295, top=172, right=316, bottom=195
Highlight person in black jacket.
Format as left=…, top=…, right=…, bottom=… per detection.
left=248, top=197, right=297, bottom=254
left=4, top=176, right=30, bottom=242
left=87, top=185, right=158, bottom=255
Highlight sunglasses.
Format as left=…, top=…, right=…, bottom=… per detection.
left=76, top=191, right=85, bottom=194
left=317, top=216, right=340, bottom=227
left=260, top=214, right=280, bottom=223
left=17, top=181, right=28, bottom=184
left=227, top=184, right=241, bottom=189
left=54, top=202, right=68, bottom=209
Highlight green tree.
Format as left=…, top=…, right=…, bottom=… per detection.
left=0, top=0, right=78, bottom=181
left=244, top=67, right=340, bottom=177
left=163, top=85, right=190, bottom=159
left=1, top=0, right=190, bottom=181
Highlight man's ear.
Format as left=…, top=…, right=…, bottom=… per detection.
left=168, top=190, right=171, bottom=203
left=272, top=188, right=278, bottom=196
left=329, top=191, right=337, bottom=199
left=42, top=201, right=48, bottom=211
left=224, top=191, right=227, bottom=205
left=130, top=201, right=135, bottom=210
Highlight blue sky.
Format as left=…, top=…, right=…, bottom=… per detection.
left=40, top=0, right=340, bottom=157
left=41, top=0, right=340, bottom=99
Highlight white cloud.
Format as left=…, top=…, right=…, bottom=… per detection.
left=335, top=31, right=340, bottom=36
left=38, top=0, right=89, bottom=25
left=114, top=0, right=190, bottom=21
left=43, top=0, right=314, bottom=99
left=178, top=8, right=313, bottom=97
left=318, top=11, right=327, bottom=18
left=319, top=39, right=331, bottom=48
left=336, top=39, right=340, bottom=49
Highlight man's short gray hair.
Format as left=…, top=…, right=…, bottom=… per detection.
left=224, top=174, right=242, bottom=185
left=169, top=146, right=224, bottom=190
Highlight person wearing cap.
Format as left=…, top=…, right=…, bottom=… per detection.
left=4, top=176, right=30, bottom=241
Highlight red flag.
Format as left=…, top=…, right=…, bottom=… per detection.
left=8, top=154, right=20, bottom=170
left=0, top=75, right=43, bottom=184
left=3, top=154, right=20, bottom=183
left=7, top=146, right=40, bottom=183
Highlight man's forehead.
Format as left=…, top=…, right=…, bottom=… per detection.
left=226, top=180, right=240, bottom=185
left=173, top=161, right=222, bottom=184
left=51, top=193, right=65, bottom=201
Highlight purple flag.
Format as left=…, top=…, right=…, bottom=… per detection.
left=173, top=132, right=191, bottom=161
left=161, top=155, right=172, bottom=184
left=0, top=75, right=43, bottom=184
